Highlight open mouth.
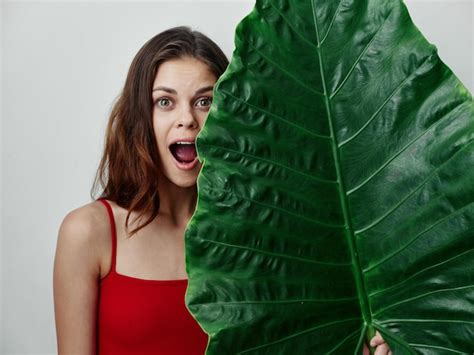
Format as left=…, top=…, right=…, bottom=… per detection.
left=169, top=142, right=198, bottom=165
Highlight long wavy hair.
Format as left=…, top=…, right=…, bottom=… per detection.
left=91, top=26, right=229, bottom=237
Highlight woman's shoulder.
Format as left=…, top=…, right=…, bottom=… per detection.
left=56, top=200, right=111, bottom=275
left=59, top=200, right=109, bottom=240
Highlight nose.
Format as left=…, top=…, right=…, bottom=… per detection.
left=177, top=107, right=198, bottom=129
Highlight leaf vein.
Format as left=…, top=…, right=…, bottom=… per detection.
left=236, top=318, right=360, bottom=354
left=202, top=185, right=345, bottom=229
left=364, top=201, right=474, bottom=273
left=331, top=6, right=395, bottom=100
left=220, top=89, right=331, bottom=140
left=311, top=0, right=373, bottom=330
left=346, top=99, right=470, bottom=196
left=373, top=285, right=474, bottom=317
left=379, top=319, right=474, bottom=325
left=320, top=0, right=344, bottom=46
left=408, top=343, right=469, bottom=354
left=198, top=236, right=351, bottom=267
left=355, top=139, right=474, bottom=235
left=247, top=41, right=325, bottom=97
left=200, top=142, right=337, bottom=185
left=339, top=51, right=436, bottom=148
left=368, top=248, right=474, bottom=297
left=327, top=328, right=360, bottom=354
left=267, top=0, right=320, bottom=51
left=195, top=296, right=358, bottom=306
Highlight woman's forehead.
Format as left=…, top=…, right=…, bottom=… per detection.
left=153, top=57, right=216, bottom=90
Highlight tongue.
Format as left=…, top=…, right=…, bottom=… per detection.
left=173, top=144, right=197, bottom=163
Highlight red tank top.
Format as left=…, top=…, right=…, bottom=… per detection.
left=97, top=198, right=209, bottom=354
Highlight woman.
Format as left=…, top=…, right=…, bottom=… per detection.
left=53, top=26, right=390, bottom=354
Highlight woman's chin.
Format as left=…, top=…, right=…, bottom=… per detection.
left=173, top=177, right=198, bottom=189
left=169, top=166, right=200, bottom=188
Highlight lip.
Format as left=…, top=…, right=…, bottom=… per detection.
left=168, top=137, right=197, bottom=146
left=168, top=137, right=199, bottom=171
left=171, top=154, right=199, bottom=171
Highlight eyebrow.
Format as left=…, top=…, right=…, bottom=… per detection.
left=152, top=85, right=214, bottom=95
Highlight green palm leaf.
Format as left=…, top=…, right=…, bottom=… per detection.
left=184, top=0, right=474, bottom=353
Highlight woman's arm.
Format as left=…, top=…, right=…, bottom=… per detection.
left=53, top=208, right=101, bottom=354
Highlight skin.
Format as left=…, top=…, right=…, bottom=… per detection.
left=151, top=56, right=216, bottom=222
left=364, top=331, right=392, bottom=355
left=53, top=56, right=390, bottom=354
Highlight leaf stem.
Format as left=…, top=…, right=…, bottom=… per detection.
left=366, top=325, right=376, bottom=354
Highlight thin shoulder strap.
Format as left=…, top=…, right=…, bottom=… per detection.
left=98, top=198, right=117, bottom=273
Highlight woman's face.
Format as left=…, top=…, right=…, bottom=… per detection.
left=152, top=56, right=217, bottom=188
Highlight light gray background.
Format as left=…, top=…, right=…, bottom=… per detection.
left=1, top=0, right=473, bottom=354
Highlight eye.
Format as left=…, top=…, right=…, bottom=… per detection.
left=155, top=97, right=173, bottom=109
left=195, top=96, right=212, bottom=108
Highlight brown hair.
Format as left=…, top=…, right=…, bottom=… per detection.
left=91, top=26, right=229, bottom=237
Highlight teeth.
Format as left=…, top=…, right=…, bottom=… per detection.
left=175, top=142, right=194, bottom=145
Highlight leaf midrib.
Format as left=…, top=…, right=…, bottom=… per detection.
left=310, top=0, right=373, bottom=333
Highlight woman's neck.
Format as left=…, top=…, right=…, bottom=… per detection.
left=157, top=177, right=197, bottom=228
